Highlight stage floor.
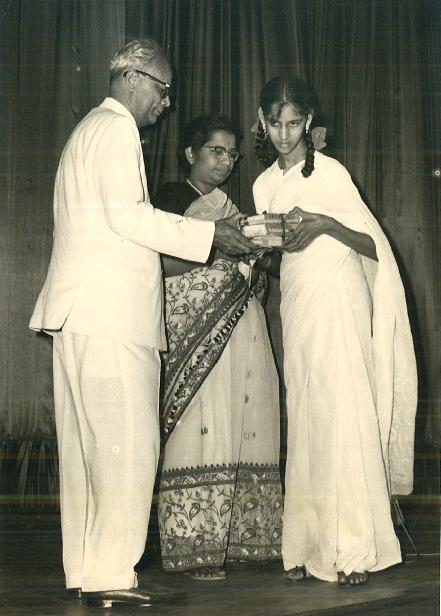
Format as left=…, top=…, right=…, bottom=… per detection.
left=0, top=513, right=438, bottom=616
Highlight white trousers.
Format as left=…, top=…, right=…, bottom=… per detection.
left=52, top=331, right=160, bottom=591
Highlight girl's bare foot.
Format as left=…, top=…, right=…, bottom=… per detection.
left=338, top=571, right=369, bottom=586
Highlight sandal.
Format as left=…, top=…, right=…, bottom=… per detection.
left=337, top=571, right=369, bottom=587
left=284, top=565, right=312, bottom=581
left=187, top=567, right=226, bottom=581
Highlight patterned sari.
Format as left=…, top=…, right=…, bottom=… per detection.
left=158, top=186, right=283, bottom=571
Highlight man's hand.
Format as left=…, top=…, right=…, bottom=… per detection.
left=213, top=213, right=258, bottom=257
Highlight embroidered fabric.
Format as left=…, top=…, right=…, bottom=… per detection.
left=160, top=187, right=267, bottom=444
left=159, top=463, right=283, bottom=571
left=161, top=261, right=266, bottom=443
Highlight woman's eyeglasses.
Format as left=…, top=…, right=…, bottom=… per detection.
left=203, top=145, right=240, bottom=162
left=124, top=69, right=170, bottom=99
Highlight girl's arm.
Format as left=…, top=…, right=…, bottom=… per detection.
left=284, top=208, right=377, bottom=261
left=326, top=217, right=377, bottom=261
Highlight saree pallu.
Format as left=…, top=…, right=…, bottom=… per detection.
left=160, top=259, right=258, bottom=444
left=158, top=189, right=282, bottom=572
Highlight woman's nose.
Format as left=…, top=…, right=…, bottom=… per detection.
left=219, top=152, right=232, bottom=166
left=280, top=124, right=288, bottom=139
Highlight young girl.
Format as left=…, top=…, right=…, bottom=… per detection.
left=253, top=76, right=417, bottom=586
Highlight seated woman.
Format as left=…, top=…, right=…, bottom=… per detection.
left=153, top=114, right=283, bottom=581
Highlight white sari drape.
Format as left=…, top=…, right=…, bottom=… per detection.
left=253, top=152, right=417, bottom=581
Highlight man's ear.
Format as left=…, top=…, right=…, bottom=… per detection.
left=185, top=146, right=194, bottom=165
left=123, top=69, right=139, bottom=92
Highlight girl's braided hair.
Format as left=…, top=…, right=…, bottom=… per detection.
left=255, top=76, right=317, bottom=177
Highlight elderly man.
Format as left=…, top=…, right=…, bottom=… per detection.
left=29, top=38, right=255, bottom=608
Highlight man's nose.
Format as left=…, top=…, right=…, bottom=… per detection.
left=162, top=95, right=171, bottom=108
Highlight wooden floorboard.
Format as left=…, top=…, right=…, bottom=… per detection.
left=0, top=513, right=438, bottom=616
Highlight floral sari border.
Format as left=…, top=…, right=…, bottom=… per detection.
left=159, top=462, right=283, bottom=572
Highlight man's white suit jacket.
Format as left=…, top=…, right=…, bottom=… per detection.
left=29, top=98, right=214, bottom=349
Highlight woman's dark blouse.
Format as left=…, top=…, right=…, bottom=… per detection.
left=151, top=181, right=200, bottom=216
left=152, top=181, right=216, bottom=267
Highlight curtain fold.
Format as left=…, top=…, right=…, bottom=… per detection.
left=0, top=0, right=125, bottom=505
left=1, top=0, right=438, bottom=505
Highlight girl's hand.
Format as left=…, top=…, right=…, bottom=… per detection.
left=283, top=207, right=332, bottom=252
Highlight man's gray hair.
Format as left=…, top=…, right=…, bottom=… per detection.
left=109, top=38, right=163, bottom=80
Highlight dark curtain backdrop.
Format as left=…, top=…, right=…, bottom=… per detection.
left=0, top=0, right=126, bottom=504
left=1, top=0, right=439, bottom=506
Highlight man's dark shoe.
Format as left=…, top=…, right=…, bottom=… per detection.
left=66, top=587, right=82, bottom=599
left=84, top=585, right=188, bottom=608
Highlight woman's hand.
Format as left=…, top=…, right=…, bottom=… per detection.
left=283, top=207, right=331, bottom=253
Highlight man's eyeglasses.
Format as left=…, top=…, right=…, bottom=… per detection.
left=125, top=69, right=171, bottom=99
left=203, top=145, right=240, bottom=163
